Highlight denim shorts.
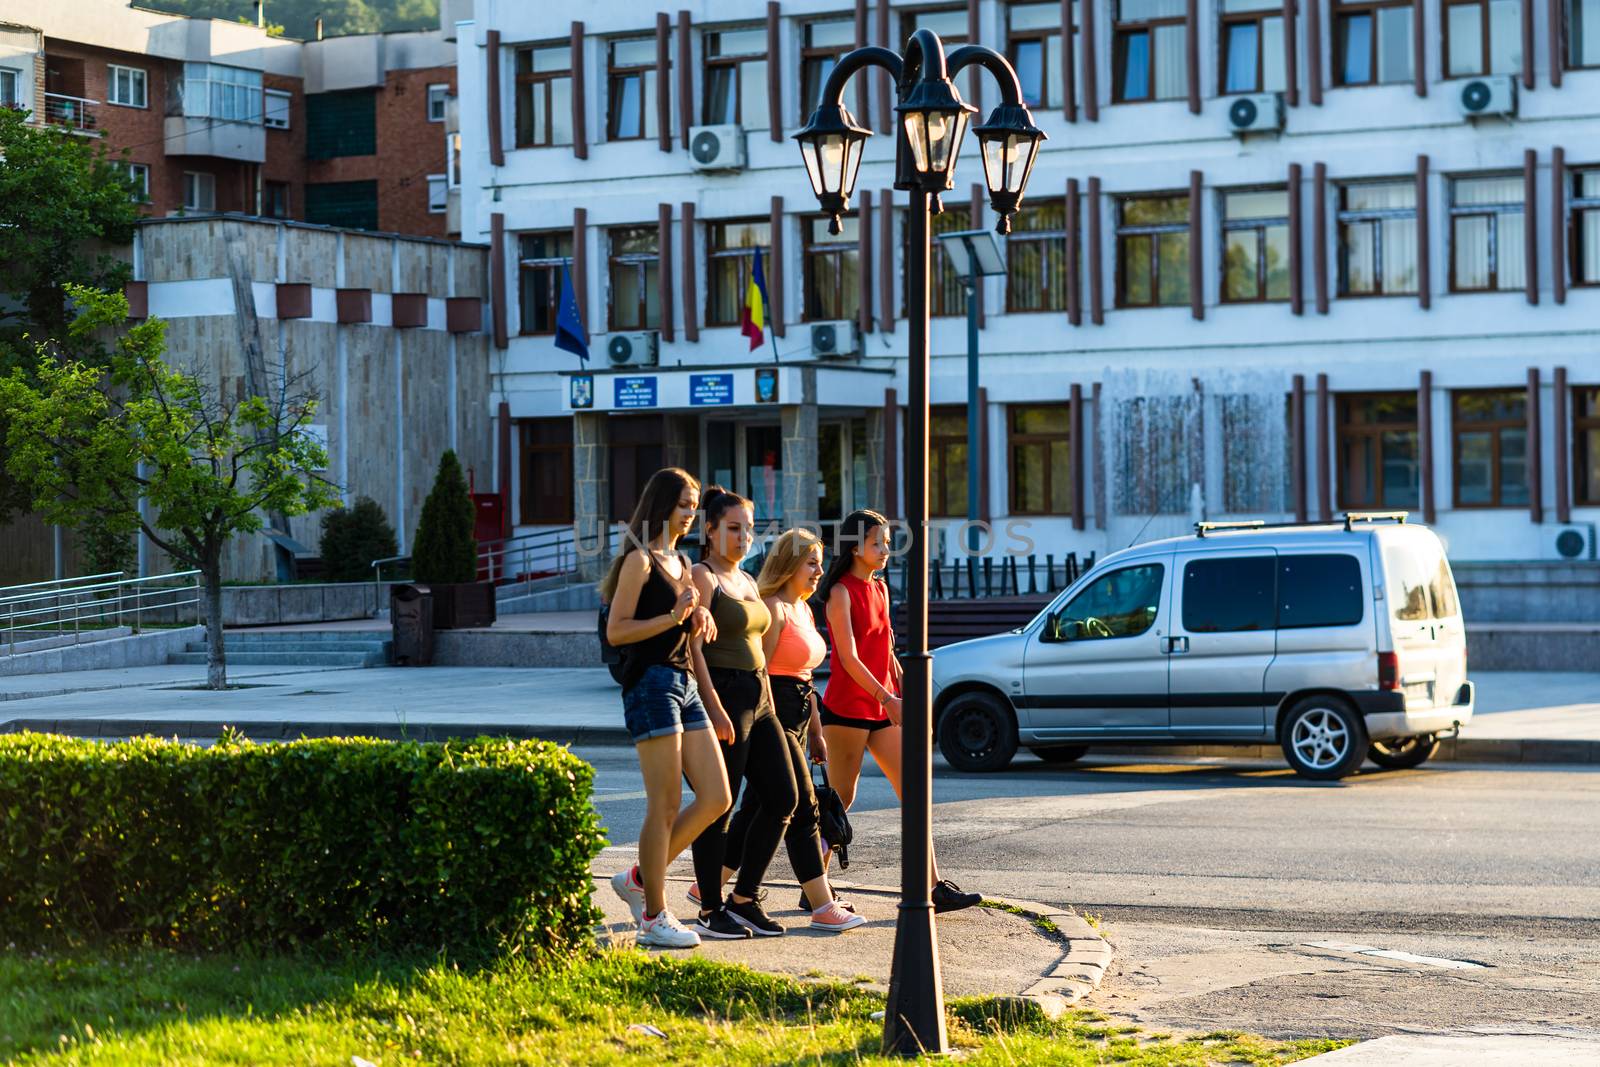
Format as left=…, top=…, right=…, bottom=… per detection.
left=622, top=664, right=711, bottom=742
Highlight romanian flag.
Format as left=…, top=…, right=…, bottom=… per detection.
left=740, top=246, right=770, bottom=352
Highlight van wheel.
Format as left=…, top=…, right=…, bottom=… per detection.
left=938, top=692, right=1019, bottom=773
left=1368, top=734, right=1439, bottom=770
left=1280, top=696, right=1368, bottom=780
left=1029, top=745, right=1090, bottom=765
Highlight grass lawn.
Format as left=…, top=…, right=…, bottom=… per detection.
left=0, top=946, right=1348, bottom=1066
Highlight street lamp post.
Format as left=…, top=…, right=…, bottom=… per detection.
left=794, top=30, right=1044, bottom=1057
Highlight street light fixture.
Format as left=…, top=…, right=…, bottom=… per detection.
left=793, top=28, right=1043, bottom=1058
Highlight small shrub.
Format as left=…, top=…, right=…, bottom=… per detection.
left=0, top=732, right=605, bottom=958
left=411, top=450, right=477, bottom=584
left=318, top=496, right=399, bottom=582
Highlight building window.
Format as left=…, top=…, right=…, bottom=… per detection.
left=1444, top=0, right=1522, bottom=77
left=449, top=132, right=462, bottom=187
left=1009, top=405, right=1072, bottom=515
left=427, top=82, right=449, bottom=122
left=108, top=64, right=147, bottom=108
left=519, top=418, right=575, bottom=525
left=1005, top=200, right=1068, bottom=312
left=1453, top=390, right=1528, bottom=507
left=519, top=232, right=573, bottom=336
left=1337, top=180, right=1418, bottom=296
left=801, top=17, right=854, bottom=122
left=704, top=28, right=769, bottom=130
left=177, top=63, right=261, bottom=122
left=1116, top=194, right=1190, bottom=307
left=263, top=180, right=290, bottom=218
left=1576, top=386, right=1600, bottom=505
left=1113, top=0, right=1187, bottom=102
left=1222, top=189, right=1290, bottom=302
left=928, top=406, right=968, bottom=519
left=1450, top=175, right=1524, bottom=292
left=183, top=171, right=216, bottom=212
left=120, top=162, right=150, bottom=202
left=304, top=180, right=378, bottom=230
left=609, top=226, right=660, bottom=331
left=1220, top=0, right=1287, bottom=95
left=1008, top=1, right=1074, bottom=110
left=921, top=210, right=970, bottom=318
left=1333, top=0, right=1414, bottom=85
left=1116, top=396, right=1190, bottom=513
left=803, top=215, right=859, bottom=322
left=427, top=174, right=447, bottom=214
left=1571, top=169, right=1600, bottom=286
left=706, top=220, right=771, bottom=326
left=1222, top=394, right=1292, bottom=513
left=901, top=7, right=970, bottom=47
left=515, top=45, right=571, bottom=148
left=306, top=90, right=376, bottom=158
left=263, top=88, right=291, bottom=129
left=0, top=69, right=18, bottom=109
left=1569, top=0, right=1600, bottom=67
left=607, top=37, right=660, bottom=142
left=1337, top=393, right=1419, bottom=508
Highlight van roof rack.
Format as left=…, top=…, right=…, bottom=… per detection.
left=1194, top=520, right=1266, bottom=538
left=1343, top=510, right=1409, bottom=531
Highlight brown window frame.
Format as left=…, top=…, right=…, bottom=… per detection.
left=1007, top=2, right=1072, bottom=110
left=1221, top=187, right=1291, bottom=304
left=802, top=214, right=860, bottom=323
left=900, top=6, right=971, bottom=51
left=1443, top=0, right=1520, bottom=78
left=1448, top=174, right=1524, bottom=294
left=1112, top=0, right=1187, bottom=103
left=518, top=418, right=575, bottom=525
left=1219, top=4, right=1284, bottom=95
left=518, top=231, right=573, bottom=336
left=1575, top=385, right=1600, bottom=506
left=608, top=226, right=659, bottom=332
left=1007, top=404, right=1073, bottom=516
left=928, top=404, right=969, bottom=519
left=1331, top=0, right=1415, bottom=87
left=1568, top=167, right=1600, bottom=287
left=705, top=218, right=771, bottom=327
left=1115, top=193, right=1191, bottom=308
left=912, top=209, right=971, bottom=319
left=800, top=17, right=854, bottom=124
left=1336, top=392, right=1420, bottom=510
left=1336, top=180, right=1419, bottom=297
left=263, top=180, right=291, bottom=219
left=1568, top=0, right=1600, bottom=70
left=1451, top=388, right=1529, bottom=509
left=607, top=37, right=658, bottom=143
left=1005, top=199, right=1069, bottom=313
left=514, top=44, right=572, bottom=149
left=703, top=27, right=769, bottom=129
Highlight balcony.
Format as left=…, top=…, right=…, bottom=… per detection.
left=162, top=114, right=264, bottom=163
left=43, top=93, right=98, bottom=133
left=164, top=64, right=266, bottom=163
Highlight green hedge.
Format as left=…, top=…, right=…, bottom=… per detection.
left=0, top=732, right=605, bottom=957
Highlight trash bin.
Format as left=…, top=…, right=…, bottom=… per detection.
left=390, top=584, right=434, bottom=666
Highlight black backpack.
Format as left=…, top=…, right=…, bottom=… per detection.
left=812, top=763, right=853, bottom=870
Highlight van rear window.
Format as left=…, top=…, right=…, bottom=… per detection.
left=1384, top=539, right=1458, bottom=620
left=1277, top=554, right=1364, bottom=629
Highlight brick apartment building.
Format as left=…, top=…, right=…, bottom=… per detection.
left=0, top=1, right=459, bottom=239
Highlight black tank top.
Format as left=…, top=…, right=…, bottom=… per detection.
left=620, top=549, right=693, bottom=692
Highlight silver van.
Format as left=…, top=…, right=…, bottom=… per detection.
left=931, top=513, right=1475, bottom=780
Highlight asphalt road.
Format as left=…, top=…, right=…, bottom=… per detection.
left=583, top=746, right=1600, bottom=1040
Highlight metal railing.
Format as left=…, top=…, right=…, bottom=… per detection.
left=371, top=525, right=623, bottom=587
left=2, top=571, right=202, bottom=655
left=43, top=92, right=98, bottom=131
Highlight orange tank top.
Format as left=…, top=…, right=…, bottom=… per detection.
left=767, top=599, right=827, bottom=680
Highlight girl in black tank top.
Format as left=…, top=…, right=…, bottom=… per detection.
left=618, top=550, right=694, bottom=691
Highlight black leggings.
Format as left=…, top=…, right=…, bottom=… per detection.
left=690, top=667, right=797, bottom=903
left=724, top=676, right=826, bottom=887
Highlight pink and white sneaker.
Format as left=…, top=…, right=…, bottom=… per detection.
left=611, top=865, right=646, bottom=924
left=685, top=881, right=701, bottom=908
left=808, top=901, right=867, bottom=933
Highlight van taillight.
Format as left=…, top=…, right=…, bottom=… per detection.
left=1378, top=652, right=1400, bottom=691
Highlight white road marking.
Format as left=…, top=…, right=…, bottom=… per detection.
left=1306, top=940, right=1488, bottom=970
left=592, top=790, right=648, bottom=803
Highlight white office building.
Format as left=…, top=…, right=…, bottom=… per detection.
left=450, top=0, right=1600, bottom=574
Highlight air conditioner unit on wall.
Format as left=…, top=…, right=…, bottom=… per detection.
left=1543, top=522, right=1597, bottom=561
left=605, top=331, right=658, bottom=368
left=688, top=124, right=746, bottom=171
left=1457, top=75, right=1516, bottom=118
left=809, top=320, right=859, bottom=359
left=1226, top=93, right=1282, bottom=135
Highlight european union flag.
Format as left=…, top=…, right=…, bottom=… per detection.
left=553, top=264, right=589, bottom=363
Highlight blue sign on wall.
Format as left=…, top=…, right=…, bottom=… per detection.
left=614, top=376, right=658, bottom=409
left=689, top=373, right=734, bottom=406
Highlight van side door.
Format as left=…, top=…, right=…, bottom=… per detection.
left=1268, top=551, right=1374, bottom=713
left=1167, top=551, right=1278, bottom=738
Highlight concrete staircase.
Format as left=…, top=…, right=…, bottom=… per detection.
left=167, top=631, right=391, bottom=669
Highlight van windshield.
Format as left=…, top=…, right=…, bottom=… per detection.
left=1383, top=538, right=1460, bottom=620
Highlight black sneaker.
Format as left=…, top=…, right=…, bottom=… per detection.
left=694, top=908, right=752, bottom=940
left=725, top=895, right=785, bottom=937
left=932, top=879, right=982, bottom=914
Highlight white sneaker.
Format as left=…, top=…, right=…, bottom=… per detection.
left=638, top=909, right=701, bottom=949
left=612, top=866, right=646, bottom=924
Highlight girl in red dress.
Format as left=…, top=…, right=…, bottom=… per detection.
left=820, top=509, right=981, bottom=913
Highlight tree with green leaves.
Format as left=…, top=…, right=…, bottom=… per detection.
left=411, top=450, right=477, bottom=585
left=0, top=287, right=338, bottom=690
left=319, top=496, right=399, bottom=583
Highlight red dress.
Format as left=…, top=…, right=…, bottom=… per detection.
left=822, top=572, right=898, bottom=722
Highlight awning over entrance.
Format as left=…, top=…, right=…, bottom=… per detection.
left=559, top=362, right=893, bottom=413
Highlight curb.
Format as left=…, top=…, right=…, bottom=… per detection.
left=1092, top=737, right=1600, bottom=764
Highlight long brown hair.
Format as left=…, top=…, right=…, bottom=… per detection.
left=819, top=508, right=889, bottom=603
left=600, top=467, right=701, bottom=600
left=698, top=485, right=753, bottom=563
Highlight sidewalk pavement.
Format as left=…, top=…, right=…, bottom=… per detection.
left=0, top=663, right=1596, bottom=763
left=1301, top=1026, right=1600, bottom=1065
left=590, top=868, right=1110, bottom=1010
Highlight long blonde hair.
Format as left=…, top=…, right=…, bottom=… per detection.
left=756, top=528, right=823, bottom=599
left=600, top=467, right=701, bottom=600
